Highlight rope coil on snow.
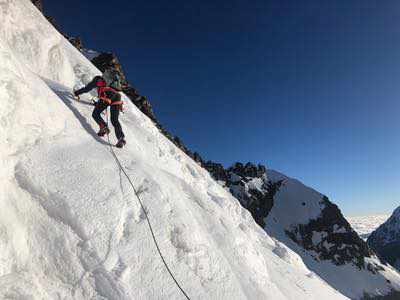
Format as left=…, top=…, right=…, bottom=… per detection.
left=105, top=110, right=191, bottom=300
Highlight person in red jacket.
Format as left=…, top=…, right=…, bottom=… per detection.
left=74, top=76, right=126, bottom=148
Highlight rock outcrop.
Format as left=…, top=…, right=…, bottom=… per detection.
left=205, top=162, right=282, bottom=227
left=206, top=164, right=379, bottom=271
left=31, top=0, right=43, bottom=12
left=285, top=196, right=376, bottom=269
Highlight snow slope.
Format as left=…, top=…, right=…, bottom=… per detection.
left=0, top=1, right=348, bottom=299
left=204, top=163, right=400, bottom=299
left=264, top=171, right=400, bottom=299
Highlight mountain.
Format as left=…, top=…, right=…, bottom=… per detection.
left=2, top=1, right=399, bottom=299
left=205, top=164, right=400, bottom=299
left=0, top=1, right=356, bottom=299
left=368, top=207, right=400, bottom=271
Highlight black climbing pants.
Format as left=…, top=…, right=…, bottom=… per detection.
left=92, top=101, right=125, bottom=140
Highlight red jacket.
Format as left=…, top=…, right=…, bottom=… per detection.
left=74, top=77, right=122, bottom=105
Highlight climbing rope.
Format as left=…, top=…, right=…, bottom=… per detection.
left=105, top=109, right=191, bottom=300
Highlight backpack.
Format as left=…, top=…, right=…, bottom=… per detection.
left=103, top=68, right=122, bottom=91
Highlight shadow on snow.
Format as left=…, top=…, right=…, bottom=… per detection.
left=42, top=77, right=110, bottom=147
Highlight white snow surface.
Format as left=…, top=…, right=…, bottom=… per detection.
left=0, top=1, right=349, bottom=299
left=267, top=170, right=326, bottom=227
left=265, top=170, right=400, bottom=299
left=346, top=214, right=390, bottom=240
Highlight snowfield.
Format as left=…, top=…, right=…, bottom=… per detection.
left=0, top=1, right=350, bottom=299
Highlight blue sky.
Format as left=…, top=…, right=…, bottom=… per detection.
left=46, top=0, right=400, bottom=216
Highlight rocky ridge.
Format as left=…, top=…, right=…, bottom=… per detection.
left=285, top=196, right=376, bottom=270
left=217, top=165, right=381, bottom=272
left=368, top=207, right=400, bottom=271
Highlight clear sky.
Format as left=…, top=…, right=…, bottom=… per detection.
left=45, top=0, right=400, bottom=216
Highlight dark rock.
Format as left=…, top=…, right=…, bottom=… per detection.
left=285, top=196, right=374, bottom=269
left=91, top=53, right=126, bottom=82
left=203, top=161, right=281, bottom=228
left=247, top=180, right=283, bottom=227
left=69, top=37, right=83, bottom=50
left=45, top=15, right=58, bottom=29
left=31, top=0, right=43, bottom=12
left=227, top=162, right=266, bottom=178
left=204, top=161, right=228, bottom=181
left=192, top=152, right=204, bottom=165
left=368, top=207, right=400, bottom=271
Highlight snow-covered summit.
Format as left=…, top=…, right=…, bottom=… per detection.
left=0, top=1, right=354, bottom=299
left=368, top=206, right=400, bottom=271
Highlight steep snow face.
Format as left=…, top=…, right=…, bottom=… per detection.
left=368, top=207, right=400, bottom=272
left=265, top=171, right=400, bottom=299
left=0, top=1, right=350, bottom=299
left=206, top=164, right=400, bottom=299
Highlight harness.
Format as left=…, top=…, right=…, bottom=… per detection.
left=97, top=86, right=124, bottom=109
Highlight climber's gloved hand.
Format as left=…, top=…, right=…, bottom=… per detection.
left=73, top=90, right=80, bottom=100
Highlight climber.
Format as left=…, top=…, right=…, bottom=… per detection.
left=73, top=74, right=126, bottom=148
